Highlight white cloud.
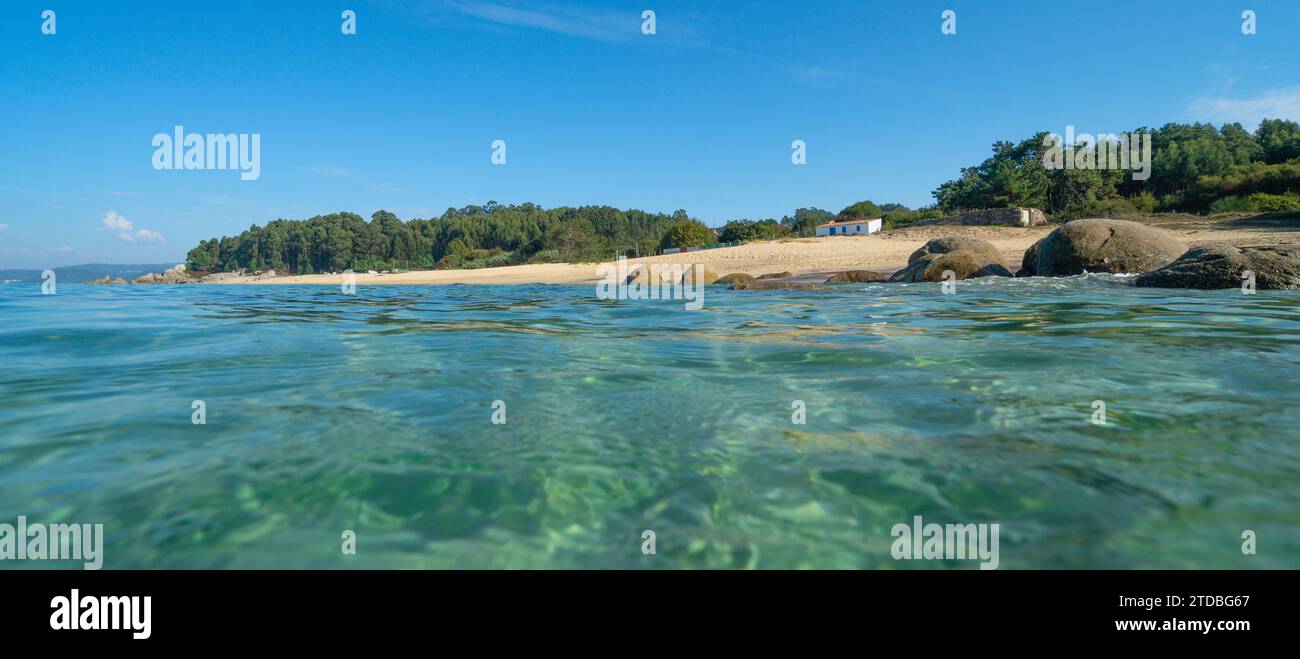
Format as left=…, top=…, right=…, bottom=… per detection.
left=102, top=210, right=133, bottom=232
left=0, top=223, right=8, bottom=232
left=1187, top=86, right=1300, bottom=129
left=53, top=245, right=74, bottom=252
left=100, top=210, right=164, bottom=243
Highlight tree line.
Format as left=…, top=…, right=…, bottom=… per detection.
left=186, top=204, right=687, bottom=274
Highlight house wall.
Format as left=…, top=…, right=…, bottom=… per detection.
left=816, top=219, right=882, bottom=236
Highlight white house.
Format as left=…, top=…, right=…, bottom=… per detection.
left=816, top=218, right=882, bottom=237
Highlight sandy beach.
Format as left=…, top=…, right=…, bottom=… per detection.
left=218, top=216, right=1299, bottom=286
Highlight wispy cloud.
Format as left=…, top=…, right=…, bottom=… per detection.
left=370, top=182, right=400, bottom=192
left=0, top=223, right=8, bottom=232
left=307, top=165, right=351, bottom=177
left=1187, top=86, right=1300, bottom=129
left=104, top=190, right=141, bottom=198
left=441, top=0, right=635, bottom=42
left=100, top=211, right=165, bottom=244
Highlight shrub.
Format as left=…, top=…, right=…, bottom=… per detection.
left=658, top=218, right=714, bottom=251
left=1209, top=195, right=1256, bottom=214
left=1248, top=192, right=1300, bottom=212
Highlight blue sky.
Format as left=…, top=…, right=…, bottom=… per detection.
left=2, top=0, right=1299, bottom=268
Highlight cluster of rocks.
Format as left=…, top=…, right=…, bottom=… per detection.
left=90, top=264, right=196, bottom=285
left=133, top=264, right=196, bottom=284
left=89, top=265, right=288, bottom=285
left=717, top=217, right=1300, bottom=291
left=1016, top=218, right=1300, bottom=290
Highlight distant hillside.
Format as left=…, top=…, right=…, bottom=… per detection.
left=0, top=263, right=178, bottom=284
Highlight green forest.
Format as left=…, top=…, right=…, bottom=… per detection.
left=188, top=119, right=1300, bottom=274
left=933, top=118, right=1300, bottom=217
left=186, top=205, right=691, bottom=274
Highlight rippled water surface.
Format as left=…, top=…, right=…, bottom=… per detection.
left=1, top=278, right=1298, bottom=568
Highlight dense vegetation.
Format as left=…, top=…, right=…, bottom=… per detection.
left=933, top=119, right=1300, bottom=217
left=186, top=204, right=684, bottom=274
left=188, top=120, right=1300, bottom=273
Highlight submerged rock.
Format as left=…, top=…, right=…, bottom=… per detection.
left=824, top=270, right=887, bottom=283
left=1019, top=219, right=1186, bottom=277
left=712, top=273, right=756, bottom=287
left=1134, top=245, right=1300, bottom=290
left=731, top=279, right=830, bottom=291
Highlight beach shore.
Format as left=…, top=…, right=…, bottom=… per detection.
left=216, top=216, right=1299, bottom=286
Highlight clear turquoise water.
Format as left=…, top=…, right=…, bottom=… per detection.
left=1, top=278, right=1298, bottom=569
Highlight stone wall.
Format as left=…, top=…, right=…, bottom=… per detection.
left=913, top=207, right=1047, bottom=228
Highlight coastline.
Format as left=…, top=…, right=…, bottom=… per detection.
left=213, top=217, right=1298, bottom=286
left=216, top=225, right=1052, bottom=286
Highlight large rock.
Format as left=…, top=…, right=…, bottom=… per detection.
left=756, top=271, right=793, bottom=280
left=909, top=236, right=1004, bottom=265
left=1020, top=219, right=1186, bottom=277
left=1018, top=241, right=1041, bottom=276
left=824, top=270, right=888, bottom=283
left=1134, top=245, right=1300, bottom=290
left=888, top=250, right=1012, bottom=283
left=888, top=236, right=1012, bottom=282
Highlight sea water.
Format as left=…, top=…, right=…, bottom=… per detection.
left=1, top=277, right=1297, bottom=568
